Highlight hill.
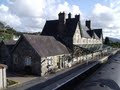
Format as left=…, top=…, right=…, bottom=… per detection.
left=0, top=21, right=40, bottom=40
left=108, top=37, right=120, bottom=43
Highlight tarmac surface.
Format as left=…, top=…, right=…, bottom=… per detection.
left=6, top=60, right=99, bottom=90
left=75, top=53, right=120, bottom=90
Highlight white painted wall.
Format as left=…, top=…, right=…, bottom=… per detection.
left=0, top=69, right=3, bottom=89
left=73, top=24, right=103, bottom=45
left=73, top=24, right=81, bottom=44
left=0, top=67, right=7, bottom=89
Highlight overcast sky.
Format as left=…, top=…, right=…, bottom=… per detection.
left=0, top=0, right=120, bottom=38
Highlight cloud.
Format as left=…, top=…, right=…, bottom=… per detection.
left=1, top=0, right=120, bottom=39
left=91, top=2, right=120, bottom=38
left=0, top=4, right=21, bottom=28
left=0, top=4, right=9, bottom=12
left=0, top=0, right=83, bottom=32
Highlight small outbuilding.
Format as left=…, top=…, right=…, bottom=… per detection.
left=12, top=34, right=70, bottom=76
left=0, top=41, right=10, bottom=66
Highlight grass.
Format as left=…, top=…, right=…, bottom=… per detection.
left=7, top=79, right=18, bottom=86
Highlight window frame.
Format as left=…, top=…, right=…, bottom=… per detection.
left=24, top=56, right=32, bottom=66
left=47, top=57, right=53, bottom=66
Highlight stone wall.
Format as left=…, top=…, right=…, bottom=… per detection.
left=12, top=37, right=69, bottom=76
left=12, top=38, right=41, bottom=75
left=41, top=55, right=69, bottom=76
left=0, top=42, right=10, bottom=66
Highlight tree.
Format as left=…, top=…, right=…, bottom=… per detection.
left=104, top=37, right=110, bottom=45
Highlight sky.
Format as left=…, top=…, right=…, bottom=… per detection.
left=0, top=0, right=120, bottom=38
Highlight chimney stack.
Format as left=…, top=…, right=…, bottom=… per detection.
left=58, top=12, right=65, bottom=23
left=75, top=14, right=80, bottom=21
left=86, top=20, right=91, bottom=30
left=68, top=13, right=71, bottom=19
left=58, top=12, right=65, bottom=37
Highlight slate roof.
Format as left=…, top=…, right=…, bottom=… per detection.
left=4, top=40, right=17, bottom=52
left=93, top=31, right=100, bottom=39
left=87, top=30, right=94, bottom=38
left=4, top=40, right=16, bottom=45
left=65, top=18, right=78, bottom=37
left=87, top=29, right=102, bottom=39
left=81, top=25, right=91, bottom=38
left=41, top=17, right=91, bottom=38
left=41, top=18, right=79, bottom=37
left=41, top=20, right=59, bottom=37
left=41, top=16, right=102, bottom=40
left=93, top=29, right=102, bottom=38
left=22, top=34, right=69, bottom=57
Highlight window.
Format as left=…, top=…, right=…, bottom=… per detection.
left=47, top=57, right=53, bottom=65
left=13, top=55, right=18, bottom=64
left=89, top=40, right=91, bottom=43
left=24, top=57, right=32, bottom=66
left=83, top=39, right=86, bottom=44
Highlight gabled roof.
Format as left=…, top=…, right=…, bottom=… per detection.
left=93, top=31, right=100, bottom=39
left=81, top=25, right=91, bottom=38
left=93, top=29, right=102, bottom=38
left=87, top=29, right=102, bottom=39
left=13, top=34, right=69, bottom=57
left=41, top=13, right=103, bottom=40
left=41, top=18, right=79, bottom=38
left=41, top=20, right=59, bottom=37
left=65, top=18, right=78, bottom=37
left=41, top=17, right=92, bottom=39
left=4, top=40, right=17, bottom=45
left=87, top=30, right=94, bottom=38
left=4, top=40, right=17, bottom=52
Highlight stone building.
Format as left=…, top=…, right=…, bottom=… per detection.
left=4, top=40, right=17, bottom=70
left=41, top=12, right=103, bottom=50
left=12, top=34, right=69, bottom=76
left=0, top=41, right=10, bottom=66
left=4, top=40, right=17, bottom=53
left=41, top=12, right=105, bottom=65
left=0, top=64, right=7, bottom=89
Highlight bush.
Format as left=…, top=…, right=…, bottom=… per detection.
left=7, top=79, right=18, bottom=86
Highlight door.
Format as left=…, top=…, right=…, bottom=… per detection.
left=24, top=56, right=32, bottom=74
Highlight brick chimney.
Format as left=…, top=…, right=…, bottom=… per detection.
left=58, top=12, right=65, bottom=37
left=75, top=14, right=80, bottom=21
left=86, top=20, right=91, bottom=30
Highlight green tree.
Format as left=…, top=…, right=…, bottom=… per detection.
left=104, top=37, right=110, bottom=45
